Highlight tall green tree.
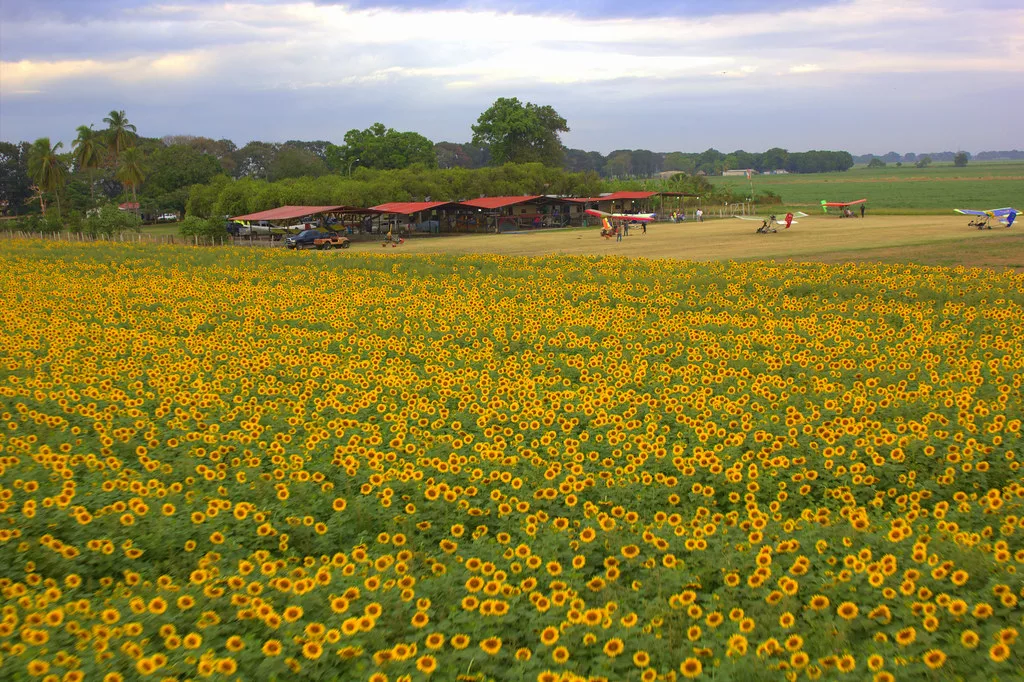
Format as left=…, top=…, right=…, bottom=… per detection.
left=0, top=141, right=34, bottom=216
left=146, top=144, right=224, bottom=214
left=116, top=147, right=146, bottom=209
left=72, top=125, right=103, bottom=203
left=471, top=98, right=569, bottom=167
left=327, top=124, right=436, bottom=172
left=103, top=109, right=137, bottom=157
left=27, top=137, right=67, bottom=216
left=268, top=146, right=328, bottom=181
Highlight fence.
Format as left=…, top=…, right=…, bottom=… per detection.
left=0, top=231, right=285, bottom=247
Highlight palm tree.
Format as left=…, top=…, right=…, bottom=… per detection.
left=103, top=109, right=137, bottom=157
left=116, top=147, right=145, bottom=211
left=27, top=137, right=67, bottom=217
left=72, top=124, right=102, bottom=204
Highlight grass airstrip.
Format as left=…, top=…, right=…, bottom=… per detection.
left=347, top=214, right=1024, bottom=271
left=0, top=215, right=1022, bottom=681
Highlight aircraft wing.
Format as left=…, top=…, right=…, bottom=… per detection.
left=990, top=207, right=1019, bottom=217
left=793, top=211, right=809, bottom=218
left=824, top=199, right=868, bottom=207
left=954, top=209, right=988, bottom=216
left=586, top=208, right=656, bottom=222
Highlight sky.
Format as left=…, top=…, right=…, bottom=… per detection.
left=1, top=0, right=1022, bottom=155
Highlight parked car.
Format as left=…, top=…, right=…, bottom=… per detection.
left=156, top=213, right=178, bottom=222
left=313, top=234, right=351, bottom=250
left=285, top=229, right=336, bottom=250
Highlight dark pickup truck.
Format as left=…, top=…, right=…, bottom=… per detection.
left=285, top=229, right=342, bottom=250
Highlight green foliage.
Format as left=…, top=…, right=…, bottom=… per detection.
left=146, top=145, right=225, bottom=213
left=0, top=141, right=34, bottom=216
left=27, top=137, right=68, bottom=216
left=102, top=109, right=137, bottom=157
left=178, top=215, right=229, bottom=243
left=233, top=141, right=278, bottom=179
left=435, top=141, right=490, bottom=169
left=327, top=123, right=437, bottom=173
left=83, top=204, right=142, bottom=236
left=71, top=125, right=103, bottom=206
left=185, top=175, right=232, bottom=219
left=6, top=211, right=64, bottom=234
left=185, top=163, right=607, bottom=218
left=268, top=146, right=328, bottom=181
left=471, top=97, right=569, bottom=166
left=116, top=147, right=146, bottom=206
left=954, top=151, right=970, bottom=167
left=867, top=158, right=887, bottom=168
left=915, top=155, right=933, bottom=168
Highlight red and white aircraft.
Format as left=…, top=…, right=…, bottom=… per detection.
left=821, top=199, right=867, bottom=216
left=585, top=208, right=657, bottom=223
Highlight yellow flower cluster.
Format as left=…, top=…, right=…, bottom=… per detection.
left=0, top=242, right=1022, bottom=681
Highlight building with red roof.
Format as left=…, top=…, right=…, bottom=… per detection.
left=459, top=195, right=583, bottom=231
left=371, top=201, right=463, bottom=234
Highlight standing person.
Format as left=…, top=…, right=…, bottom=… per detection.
left=696, top=208, right=703, bottom=222
left=616, top=223, right=623, bottom=242
left=642, top=221, right=647, bottom=235
left=860, top=204, right=866, bottom=218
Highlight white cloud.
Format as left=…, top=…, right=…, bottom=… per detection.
left=0, top=0, right=1021, bottom=151
left=1, top=0, right=1021, bottom=99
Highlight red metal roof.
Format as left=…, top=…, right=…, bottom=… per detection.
left=599, top=191, right=660, bottom=201
left=231, top=205, right=382, bottom=222
left=460, top=195, right=544, bottom=210
left=371, top=201, right=456, bottom=215
left=118, top=202, right=140, bottom=210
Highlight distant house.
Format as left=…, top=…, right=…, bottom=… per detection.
left=766, top=169, right=789, bottom=175
left=118, top=202, right=140, bottom=211
left=722, top=169, right=758, bottom=177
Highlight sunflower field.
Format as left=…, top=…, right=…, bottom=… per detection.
left=0, top=241, right=1022, bottom=682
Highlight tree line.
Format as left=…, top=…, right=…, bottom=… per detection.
left=182, top=165, right=724, bottom=223
left=1, top=97, right=844, bottom=223
left=854, top=150, right=1024, bottom=164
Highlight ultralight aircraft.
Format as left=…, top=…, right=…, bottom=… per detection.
left=953, top=207, right=1018, bottom=230
left=821, top=199, right=867, bottom=217
left=585, top=208, right=657, bottom=223
left=735, top=211, right=808, bottom=233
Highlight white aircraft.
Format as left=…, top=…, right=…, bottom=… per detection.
left=735, top=211, right=808, bottom=233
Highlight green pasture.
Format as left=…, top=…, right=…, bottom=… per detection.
left=709, top=161, right=1024, bottom=212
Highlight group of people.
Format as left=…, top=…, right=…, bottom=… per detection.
left=841, top=205, right=867, bottom=218
left=669, top=209, right=704, bottom=223
left=600, top=220, right=647, bottom=241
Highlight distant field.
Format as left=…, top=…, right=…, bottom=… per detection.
left=709, top=161, right=1024, bottom=212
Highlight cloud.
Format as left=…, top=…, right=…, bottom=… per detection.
left=0, top=0, right=1021, bottom=150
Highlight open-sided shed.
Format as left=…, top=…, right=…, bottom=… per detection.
left=592, top=191, right=660, bottom=215
left=231, top=205, right=383, bottom=236
left=370, top=201, right=461, bottom=234
left=566, top=192, right=697, bottom=221
left=459, top=196, right=577, bottom=232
